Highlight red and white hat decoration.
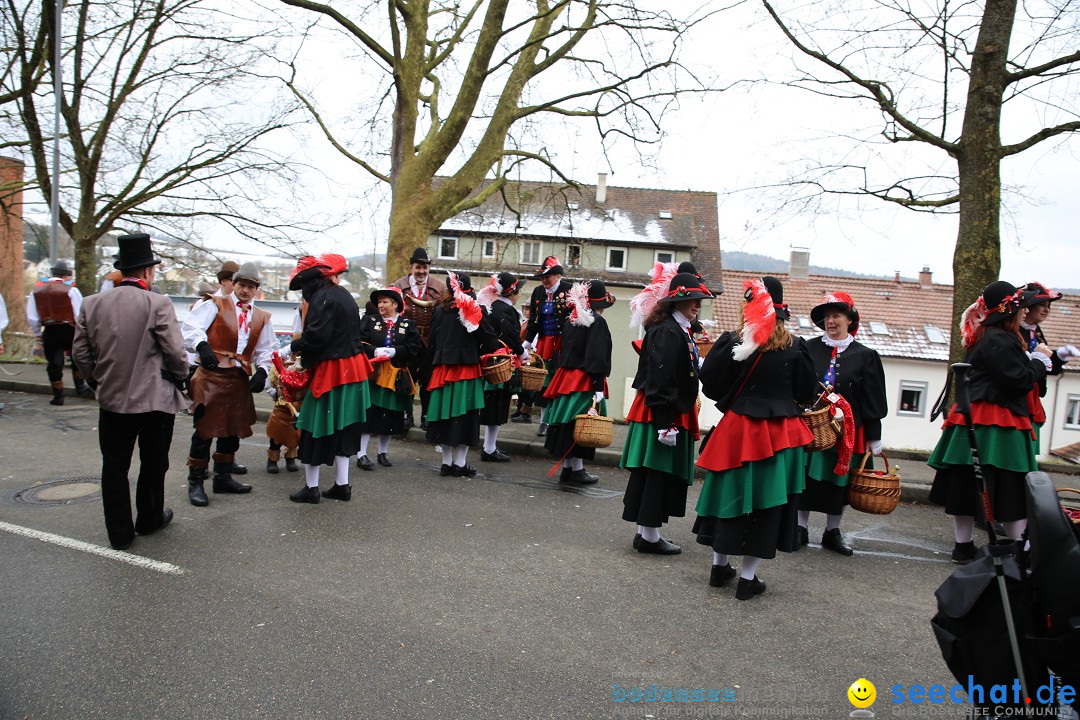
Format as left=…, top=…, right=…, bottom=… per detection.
left=448, top=271, right=482, bottom=332
left=734, top=278, right=777, bottom=361
left=629, top=261, right=679, bottom=330
left=567, top=282, right=595, bottom=327
left=476, top=275, right=502, bottom=310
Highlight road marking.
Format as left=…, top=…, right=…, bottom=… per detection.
left=0, top=520, right=185, bottom=575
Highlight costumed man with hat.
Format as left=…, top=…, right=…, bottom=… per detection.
left=796, top=291, right=887, bottom=556
left=393, top=247, right=446, bottom=431
left=542, top=280, right=615, bottom=484
left=355, top=285, right=423, bottom=470
left=72, top=234, right=188, bottom=550
left=522, top=256, right=572, bottom=437
left=476, top=272, right=529, bottom=462
left=928, top=281, right=1051, bottom=562
left=181, top=262, right=277, bottom=506
left=621, top=272, right=714, bottom=557
left=27, top=259, right=91, bottom=405
left=1018, top=282, right=1080, bottom=455
left=213, top=260, right=241, bottom=297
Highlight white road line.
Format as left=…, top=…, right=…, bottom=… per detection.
left=0, top=520, right=185, bottom=575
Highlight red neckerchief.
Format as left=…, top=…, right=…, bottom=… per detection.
left=120, top=277, right=150, bottom=290
left=237, top=302, right=251, bottom=332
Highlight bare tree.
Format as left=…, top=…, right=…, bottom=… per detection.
left=756, top=0, right=1080, bottom=361
left=0, top=0, right=316, bottom=295
left=276, top=0, right=723, bottom=282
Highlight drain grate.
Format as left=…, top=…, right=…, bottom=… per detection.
left=8, top=477, right=101, bottom=506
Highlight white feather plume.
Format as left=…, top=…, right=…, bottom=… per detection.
left=568, top=282, right=594, bottom=327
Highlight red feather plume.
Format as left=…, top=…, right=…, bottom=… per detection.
left=448, top=272, right=482, bottom=332
left=734, top=278, right=776, bottom=361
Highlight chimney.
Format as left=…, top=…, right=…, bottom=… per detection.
left=788, top=248, right=809, bottom=281
left=595, top=172, right=607, bottom=204
left=894, top=271, right=901, bottom=283
left=919, top=266, right=932, bottom=288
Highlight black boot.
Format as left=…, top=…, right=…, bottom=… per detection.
left=187, top=463, right=209, bottom=507
left=267, top=450, right=281, bottom=474
left=820, top=528, right=853, bottom=556
left=710, top=564, right=736, bottom=588
left=266, top=459, right=280, bottom=474
left=49, top=381, right=64, bottom=406
left=212, top=453, right=252, bottom=494
left=285, top=457, right=299, bottom=472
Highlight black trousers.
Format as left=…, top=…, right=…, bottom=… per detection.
left=99, top=409, right=176, bottom=548
left=189, top=432, right=239, bottom=461
left=42, top=324, right=77, bottom=383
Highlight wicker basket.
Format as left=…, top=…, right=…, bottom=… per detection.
left=573, top=404, right=614, bottom=448
left=1059, top=488, right=1080, bottom=527
left=802, top=406, right=841, bottom=452
left=697, top=339, right=715, bottom=358
left=519, top=351, right=547, bottom=392
left=848, top=451, right=901, bottom=515
left=481, top=355, right=514, bottom=385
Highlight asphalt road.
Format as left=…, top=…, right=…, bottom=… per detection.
left=0, top=390, right=999, bottom=719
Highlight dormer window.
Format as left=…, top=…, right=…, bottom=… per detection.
left=658, top=210, right=672, bottom=219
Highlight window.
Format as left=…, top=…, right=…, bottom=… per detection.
left=606, top=246, right=627, bottom=272
left=521, top=240, right=542, bottom=265
left=898, top=380, right=928, bottom=417
left=655, top=250, right=674, bottom=264
left=869, top=321, right=891, bottom=335
left=482, top=238, right=497, bottom=259
left=567, top=201, right=580, bottom=211
left=658, top=210, right=673, bottom=220
left=1066, top=395, right=1080, bottom=429
left=798, top=316, right=813, bottom=329
left=439, top=236, right=458, bottom=259
left=567, top=244, right=582, bottom=268
left=925, top=326, right=947, bottom=344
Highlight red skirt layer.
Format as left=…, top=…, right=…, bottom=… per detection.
left=698, top=411, right=812, bottom=473
left=428, top=363, right=482, bottom=392
left=535, top=335, right=562, bottom=361
left=942, top=400, right=1033, bottom=431
left=309, top=354, right=374, bottom=398
left=626, top=391, right=700, bottom=440
left=543, top=368, right=609, bottom=399
left=1026, top=386, right=1046, bottom=424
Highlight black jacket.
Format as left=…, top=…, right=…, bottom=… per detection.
left=359, top=313, right=423, bottom=367
left=700, top=331, right=816, bottom=418
left=488, top=300, right=524, bottom=356
left=806, top=337, right=887, bottom=441
left=631, top=314, right=700, bottom=428
left=557, top=314, right=612, bottom=392
left=290, top=284, right=364, bottom=367
left=525, top=280, right=572, bottom=341
left=965, top=326, right=1047, bottom=417
left=429, top=303, right=500, bottom=366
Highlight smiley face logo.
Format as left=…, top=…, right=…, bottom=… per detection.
left=848, top=678, right=876, bottom=708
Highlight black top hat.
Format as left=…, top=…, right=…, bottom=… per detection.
left=762, top=276, right=790, bottom=320
left=981, top=281, right=1026, bottom=325
left=409, top=248, right=431, bottom=265
left=51, top=260, right=73, bottom=277
left=588, top=280, right=616, bottom=309
left=496, top=272, right=526, bottom=297
left=1019, top=281, right=1062, bottom=307
left=370, top=286, right=404, bottom=312
left=810, top=292, right=860, bottom=335
left=533, top=256, right=564, bottom=278
left=113, top=233, right=162, bottom=271
left=659, top=272, right=713, bottom=303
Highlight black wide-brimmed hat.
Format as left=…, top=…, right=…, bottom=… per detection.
left=496, top=272, right=526, bottom=297
left=811, top=291, right=860, bottom=334
left=449, top=272, right=473, bottom=293
left=1019, top=281, right=1062, bottom=307
left=660, top=272, right=713, bottom=303
left=588, top=280, right=616, bottom=309
left=370, top=285, right=404, bottom=312
left=113, top=233, right=162, bottom=271
left=532, top=255, right=564, bottom=278
left=409, top=247, right=431, bottom=265
left=981, top=281, right=1026, bottom=325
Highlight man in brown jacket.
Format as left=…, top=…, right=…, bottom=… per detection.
left=72, top=234, right=190, bottom=550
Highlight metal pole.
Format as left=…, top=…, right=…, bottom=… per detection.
left=49, top=0, right=62, bottom=267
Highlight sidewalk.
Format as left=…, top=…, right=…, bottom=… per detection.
left=4, top=361, right=1077, bottom=504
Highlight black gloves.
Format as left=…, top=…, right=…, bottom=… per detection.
left=196, top=342, right=219, bottom=369
left=249, top=367, right=267, bottom=393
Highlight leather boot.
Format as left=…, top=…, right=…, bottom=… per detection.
left=212, top=452, right=252, bottom=494
left=187, top=460, right=209, bottom=507
left=266, top=448, right=281, bottom=474
left=50, top=381, right=65, bottom=406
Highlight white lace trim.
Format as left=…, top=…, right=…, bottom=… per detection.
left=821, top=334, right=854, bottom=352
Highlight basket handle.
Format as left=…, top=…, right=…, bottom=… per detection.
left=1058, top=488, right=1080, bottom=497
left=855, top=450, right=889, bottom=474
left=527, top=349, right=544, bottom=367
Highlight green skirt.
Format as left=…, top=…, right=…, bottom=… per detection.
left=545, top=392, right=607, bottom=425
left=369, top=382, right=411, bottom=413
left=296, top=382, right=369, bottom=439
left=927, top=425, right=1037, bottom=474
left=807, top=448, right=871, bottom=488
left=620, top=420, right=696, bottom=485
left=427, top=378, right=485, bottom=423
left=696, top=446, right=807, bottom=519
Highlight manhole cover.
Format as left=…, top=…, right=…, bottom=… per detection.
left=8, top=477, right=101, bottom=506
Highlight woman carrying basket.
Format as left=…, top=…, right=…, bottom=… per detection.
left=796, top=292, right=887, bottom=556
left=355, top=285, right=422, bottom=470
left=426, top=273, right=499, bottom=477
left=928, top=281, right=1051, bottom=562
left=1018, top=282, right=1080, bottom=455
left=476, top=272, right=529, bottom=463
left=693, top=277, right=816, bottom=600
left=620, top=272, right=713, bottom=555
left=543, top=281, right=616, bottom=485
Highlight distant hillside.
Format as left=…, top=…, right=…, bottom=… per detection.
left=721, top=250, right=898, bottom=280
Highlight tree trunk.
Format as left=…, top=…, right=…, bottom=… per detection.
left=73, top=233, right=98, bottom=297
left=386, top=174, right=436, bottom=283
left=948, top=0, right=1015, bottom=364
left=0, top=157, right=31, bottom=355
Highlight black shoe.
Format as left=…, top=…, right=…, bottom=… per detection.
left=559, top=467, right=573, bottom=483
left=536, top=423, right=548, bottom=437
left=136, top=508, right=174, bottom=535
left=231, top=463, right=248, bottom=475
left=637, top=537, right=681, bottom=555
left=951, top=540, right=976, bottom=563
left=213, top=474, right=252, bottom=494
left=321, top=483, right=352, bottom=501
left=440, top=464, right=453, bottom=477
left=75, top=382, right=93, bottom=397
left=420, top=415, right=428, bottom=431
left=356, top=455, right=374, bottom=471
left=377, top=453, right=393, bottom=467
left=821, top=528, right=853, bottom=556
left=188, top=480, right=209, bottom=507
left=480, top=449, right=511, bottom=462
left=632, top=533, right=642, bottom=550
left=710, top=564, right=736, bottom=588
left=404, top=413, right=415, bottom=430
left=289, top=485, right=321, bottom=504
left=285, top=458, right=299, bottom=472
left=565, top=469, right=599, bottom=485
left=735, top=576, right=767, bottom=601
left=452, top=463, right=477, bottom=477
left=511, top=414, right=532, bottom=424
left=266, top=460, right=280, bottom=474
left=510, top=411, right=524, bottom=421
left=797, top=525, right=809, bottom=548
left=50, top=394, right=64, bottom=406
left=111, top=536, right=134, bottom=551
